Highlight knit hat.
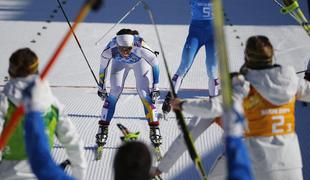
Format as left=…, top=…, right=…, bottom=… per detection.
left=8, top=48, right=39, bottom=78
left=244, top=35, right=273, bottom=69
left=116, top=34, right=134, bottom=47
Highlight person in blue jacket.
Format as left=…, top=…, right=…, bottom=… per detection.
left=162, top=0, right=219, bottom=114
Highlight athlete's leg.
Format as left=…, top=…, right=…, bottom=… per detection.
left=96, top=62, right=129, bottom=146
left=134, top=60, right=159, bottom=125
left=204, top=26, right=219, bottom=97
left=134, top=60, right=162, bottom=146
left=162, top=29, right=201, bottom=114
left=101, top=61, right=129, bottom=123
left=174, top=35, right=201, bottom=93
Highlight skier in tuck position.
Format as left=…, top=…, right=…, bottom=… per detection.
left=162, top=0, right=219, bottom=115
left=95, top=29, right=162, bottom=154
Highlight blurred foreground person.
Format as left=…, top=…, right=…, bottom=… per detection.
left=153, top=73, right=253, bottom=180
left=159, top=35, right=310, bottom=180
left=114, top=141, right=152, bottom=180
left=23, top=78, right=74, bottom=180
left=0, top=48, right=86, bottom=180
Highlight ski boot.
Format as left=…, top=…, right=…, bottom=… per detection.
left=150, top=125, right=163, bottom=161
left=209, top=78, right=220, bottom=98
left=162, top=92, right=172, bottom=119
left=95, top=120, right=109, bottom=160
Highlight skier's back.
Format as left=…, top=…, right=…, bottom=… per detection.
left=162, top=0, right=220, bottom=114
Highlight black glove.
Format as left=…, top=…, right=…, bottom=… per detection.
left=150, top=89, right=160, bottom=104
left=97, top=89, right=108, bottom=100
left=154, top=51, right=160, bottom=57
left=304, top=71, right=310, bottom=81
left=98, top=83, right=108, bottom=100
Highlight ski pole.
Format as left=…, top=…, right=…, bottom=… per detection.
left=0, top=0, right=103, bottom=150
left=94, top=0, right=143, bottom=46
left=296, top=69, right=306, bottom=74
left=140, top=1, right=207, bottom=179
left=275, top=0, right=310, bottom=37
left=213, top=0, right=253, bottom=179
left=273, top=0, right=302, bottom=23
left=57, top=0, right=99, bottom=86
left=282, top=0, right=308, bottom=21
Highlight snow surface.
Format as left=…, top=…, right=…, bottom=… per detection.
left=0, top=0, right=310, bottom=179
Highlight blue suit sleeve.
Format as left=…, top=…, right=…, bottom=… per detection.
left=226, top=136, right=253, bottom=180
left=24, top=111, right=74, bottom=180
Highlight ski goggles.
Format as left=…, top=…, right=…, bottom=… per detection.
left=118, top=46, right=133, bottom=52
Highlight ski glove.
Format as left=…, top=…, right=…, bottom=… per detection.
left=304, top=71, right=310, bottom=81
left=231, top=73, right=250, bottom=100
left=150, top=88, right=160, bottom=104
left=22, top=77, right=52, bottom=113
left=97, top=89, right=108, bottom=100
left=154, top=51, right=160, bottom=57
left=98, top=83, right=108, bottom=101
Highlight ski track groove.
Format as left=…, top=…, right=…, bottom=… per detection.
left=49, top=87, right=224, bottom=179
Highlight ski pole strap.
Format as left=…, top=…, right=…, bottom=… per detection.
left=281, top=0, right=299, bottom=14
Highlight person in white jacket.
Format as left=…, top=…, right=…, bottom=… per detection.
left=155, top=35, right=310, bottom=180
left=23, top=78, right=74, bottom=180
left=152, top=75, right=252, bottom=179
left=0, top=48, right=87, bottom=180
